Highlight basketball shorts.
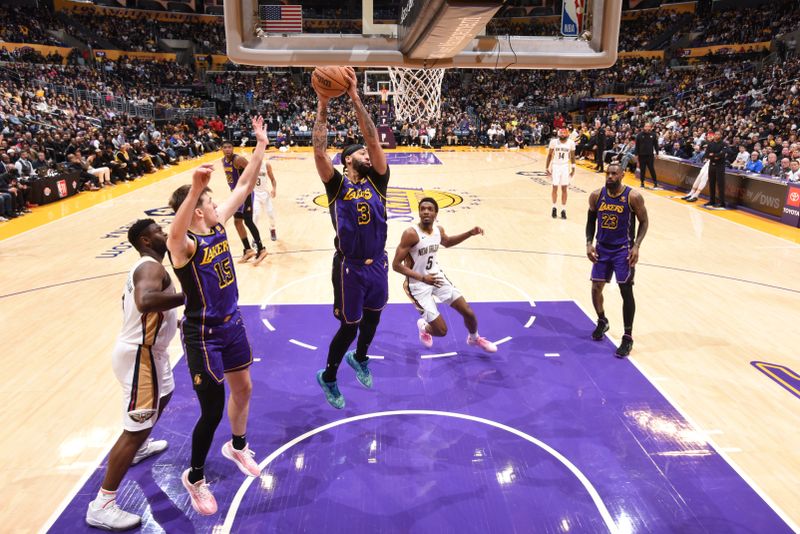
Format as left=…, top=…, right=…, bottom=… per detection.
left=234, top=193, right=254, bottom=219
left=180, top=312, right=253, bottom=388
left=590, top=242, right=635, bottom=284
left=112, top=341, right=174, bottom=432
left=404, top=272, right=463, bottom=323
left=551, top=166, right=571, bottom=186
left=332, top=252, right=389, bottom=323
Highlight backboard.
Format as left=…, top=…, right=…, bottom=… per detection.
left=223, top=0, right=622, bottom=70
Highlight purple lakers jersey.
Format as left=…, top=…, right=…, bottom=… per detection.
left=595, top=186, right=635, bottom=246
left=223, top=155, right=239, bottom=191
left=325, top=167, right=390, bottom=259
left=171, top=224, right=239, bottom=325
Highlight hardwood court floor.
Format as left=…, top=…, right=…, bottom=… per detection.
left=1, top=147, right=798, bottom=532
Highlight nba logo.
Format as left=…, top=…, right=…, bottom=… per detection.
left=57, top=179, right=68, bottom=198
left=561, top=0, right=585, bottom=37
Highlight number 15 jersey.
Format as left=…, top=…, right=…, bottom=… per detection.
left=171, top=224, right=238, bottom=326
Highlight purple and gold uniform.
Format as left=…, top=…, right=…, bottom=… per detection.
left=591, top=186, right=636, bottom=284
left=171, top=223, right=252, bottom=386
left=223, top=154, right=253, bottom=217
left=324, top=166, right=390, bottom=323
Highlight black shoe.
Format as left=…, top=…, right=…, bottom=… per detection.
left=703, top=202, right=715, bottom=208
left=591, top=319, right=609, bottom=340
left=551, top=207, right=557, bottom=219
left=686, top=197, right=698, bottom=202
left=715, top=204, right=727, bottom=210
left=270, top=229, right=277, bottom=241
left=560, top=210, right=567, bottom=220
left=615, top=335, right=634, bottom=358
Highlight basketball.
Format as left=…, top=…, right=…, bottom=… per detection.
left=311, top=66, right=351, bottom=98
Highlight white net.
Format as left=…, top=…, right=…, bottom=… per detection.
left=387, top=67, right=446, bottom=123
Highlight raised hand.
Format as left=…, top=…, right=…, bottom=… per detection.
left=344, top=66, right=359, bottom=101
left=192, top=163, right=214, bottom=189
left=252, top=115, right=268, bottom=145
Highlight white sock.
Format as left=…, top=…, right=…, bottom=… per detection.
left=468, top=331, right=479, bottom=341
left=95, top=488, right=116, bottom=506
left=552, top=204, right=557, bottom=210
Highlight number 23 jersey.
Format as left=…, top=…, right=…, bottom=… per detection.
left=324, top=166, right=390, bottom=259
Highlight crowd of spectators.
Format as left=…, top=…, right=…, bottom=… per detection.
left=0, top=6, right=66, bottom=47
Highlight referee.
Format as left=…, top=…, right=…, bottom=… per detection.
left=635, top=123, right=659, bottom=189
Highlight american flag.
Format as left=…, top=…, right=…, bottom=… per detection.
left=259, top=5, right=303, bottom=33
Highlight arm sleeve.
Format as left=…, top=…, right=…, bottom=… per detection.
left=586, top=209, right=598, bottom=243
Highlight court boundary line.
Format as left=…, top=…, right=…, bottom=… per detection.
left=221, top=410, right=619, bottom=534
left=573, top=300, right=800, bottom=533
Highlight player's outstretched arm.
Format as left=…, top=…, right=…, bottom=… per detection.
left=167, top=163, right=213, bottom=266
left=133, top=263, right=185, bottom=313
left=313, top=96, right=335, bottom=182
left=628, top=190, right=649, bottom=266
left=440, top=225, right=483, bottom=248
left=217, top=116, right=268, bottom=222
left=344, top=67, right=387, bottom=175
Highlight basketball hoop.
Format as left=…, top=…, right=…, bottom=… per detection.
left=388, top=67, right=445, bottom=123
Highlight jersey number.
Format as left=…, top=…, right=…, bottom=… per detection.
left=213, top=258, right=235, bottom=289
left=601, top=214, right=619, bottom=230
left=558, top=151, right=566, bottom=160
left=357, top=202, right=371, bottom=225
left=426, top=256, right=434, bottom=270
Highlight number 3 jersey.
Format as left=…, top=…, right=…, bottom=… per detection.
left=595, top=186, right=635, bottom=246
left=324, top=166, right=390, bottom=260
left=171, top=224, right=239, bottom=325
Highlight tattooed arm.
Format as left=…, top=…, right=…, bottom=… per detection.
left=343, top=67, right=388, bottom=175
left=313, top=96, right=335, bottom=183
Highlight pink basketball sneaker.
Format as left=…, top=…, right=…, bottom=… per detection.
left=467, top=335, right=497, bottom=353
left=181, top=469, right=217, bottom=516
left=417, top=318, right=433, bottom=348
left=222, top=440, right=261, bottom=477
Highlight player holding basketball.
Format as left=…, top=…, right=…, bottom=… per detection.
left=167, top=116, right=268, bottom=515
left=546, top=127, right=576, bottom=219
left=312, top=67, right=390, bottom=409
left=222, top=140, right=268, bottom=264
left=586, top=163, right=649, bottom=357
left=86, top=219, right=184, bottom=531
left=392, top=197, right=497, bottom=353
left=253, top=150, right=278, bottom=242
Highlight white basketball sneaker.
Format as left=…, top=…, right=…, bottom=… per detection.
left=131, top=439, right=168, bottom=465
left=86, top=498, right=141, bottom=531
left=417, top=318, right=433, bottom=348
